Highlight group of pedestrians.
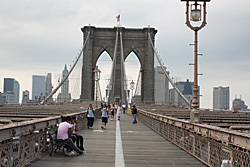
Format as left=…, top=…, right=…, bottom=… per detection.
left=99, top=102, right=138, bottom=129
left=56, top=103, right=137, bottom=156
left=100, top=102, right=121, bottom=129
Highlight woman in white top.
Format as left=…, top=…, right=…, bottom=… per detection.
left=101, top=104, right=109, bottom=129
left=117, top=103, right=122, bottom=121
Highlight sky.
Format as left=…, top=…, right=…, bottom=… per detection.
left=0, top=0, right=250, bottom=109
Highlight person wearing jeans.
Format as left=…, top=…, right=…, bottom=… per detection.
left=132, top=105, right=137, bottom=124
left=57, top=116, right=84, bottom=156
left=87, top=104, right=95, bottom=129
left=71, top=116, right=85, bottom=151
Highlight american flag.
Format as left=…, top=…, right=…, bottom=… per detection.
left=116, top=15, right=120, bottom=22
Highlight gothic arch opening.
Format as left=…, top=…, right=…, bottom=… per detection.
left=96, top=51, right=112, bottom=102
left=125, top=51, right=141, bottom=103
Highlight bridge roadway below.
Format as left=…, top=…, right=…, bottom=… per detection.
left=28, top=114, right=205, bottom=167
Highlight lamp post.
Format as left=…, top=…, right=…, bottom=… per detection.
left=93, top=66, right=101, bottom=108
left=181, top=0, right=210, bottom=123
left=130, top=80, right=135, bottom=104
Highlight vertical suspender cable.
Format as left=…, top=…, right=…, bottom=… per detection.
left=40, top=31, right=91, bottom=105
left=107, top=31, right=119, bottom=102
left=120, top=31, right=129, bottom=105
left=133, top=68, right=141, bottom=101
left=148, top=33, right=191, bottom=106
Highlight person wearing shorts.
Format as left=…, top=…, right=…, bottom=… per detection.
left=117, top=103, right=122, bottom=121
left=101, top=104, right=109, bottom=129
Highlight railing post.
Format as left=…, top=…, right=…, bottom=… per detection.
left=208, top=141, right=211, bottom=166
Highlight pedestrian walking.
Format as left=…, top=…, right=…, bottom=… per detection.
left=114, top=102, right=118, bottom=114
left=110, top=103, right=115, bottom=121
left=101, top=104, right=109, bottom=129
left=132, top=105, right=137, bottom=124
left=122, top=104, right=126, bottom=114
left=117, top=103, right=122, bottom=121
left=87, top=104, right=95, bottom=129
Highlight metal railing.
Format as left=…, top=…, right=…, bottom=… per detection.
left=137, top=109, right=250, bottom=167
left=0, top=109, right=101, bottom=167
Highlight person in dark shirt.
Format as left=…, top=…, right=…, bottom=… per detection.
left=132, top=105, right=137, bottom=124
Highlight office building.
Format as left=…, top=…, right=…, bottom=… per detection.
left=13, top=80, right=20, bottom=104
left=45, top=73, right=53, bottom=103
left=4, top=78, right=14, bottom=93
left=0, top=92, right=15, bottom=104
left=22, top=90, right=30, bottom=104
left=169, top=79, right=199, bottom=106
left=3, top=78, right=20, bottom=104
left=154, top=66, right=169, bottom=104
left=213, top=86, right=230, bottom=110
left=0, top=92, right=6, bottom=103
left=57, top=65, right=71, bottom=102
left=232, top=97, right=247, bottom=111
left=32, top=75, right=45, bottom=100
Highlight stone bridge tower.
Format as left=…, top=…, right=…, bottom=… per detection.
left=80, top=26, right=157, bottom=104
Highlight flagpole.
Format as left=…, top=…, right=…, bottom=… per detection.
left=119, top=10, right=121, bottom=25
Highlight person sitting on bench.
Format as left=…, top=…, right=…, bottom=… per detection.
left=57, top=116, right=83, bottom=156
left=70, top=116, right=85, bottom=151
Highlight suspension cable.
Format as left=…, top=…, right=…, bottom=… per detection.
left=133, top=68, right=141, bottom=102
left=40, top=31, right=91, bottom=105
left=148, top=33, right=191, bottom=106
left=107, top=31, right=119, bottom=102
left=120, top=31, right=129, bottom=105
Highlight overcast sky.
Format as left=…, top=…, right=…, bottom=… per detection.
left=0, top=0, right=250, bottom=108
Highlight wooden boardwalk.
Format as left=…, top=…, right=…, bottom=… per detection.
left=28, top=114, right=206, bottom=167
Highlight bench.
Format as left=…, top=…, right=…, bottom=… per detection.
left=48, top=132, right=68, bottom=156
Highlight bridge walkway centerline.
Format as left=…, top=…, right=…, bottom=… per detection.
left=28, top=114, right=206, bottom=167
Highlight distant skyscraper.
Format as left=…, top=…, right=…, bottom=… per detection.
left=169, top=79, right=199, bottom=106
left=13, top=80, right=20, bottom=104
left=3, top=78, right=20, bottom=104
left=57, top=65, right=71, bottom=102
left=45, top=73, right=53, bottom=102
left=232, top=97, right=247, bottom=111
left=32, top=75, right=45, bottom=100
left=4, top=78, right=14, bottom=93
left=154, top=66, right=169, bottom=104
left=213, top=86, right=230, bottom=110
left=22, top=90, right=30, bottom=104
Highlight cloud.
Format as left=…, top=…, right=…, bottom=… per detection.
left=0, top=0, right=250, bottom=107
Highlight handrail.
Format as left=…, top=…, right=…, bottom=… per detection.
left=0, top=111, right=86, bottom=142
left=138, top=109, right=250, bottom=150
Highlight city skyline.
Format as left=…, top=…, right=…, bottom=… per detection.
left=0, top=0, right=250, bottom=108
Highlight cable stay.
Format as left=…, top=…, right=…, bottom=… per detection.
left=133, top=68, right=141, bottom=102
left=40, top=31, right=91, bottom=105
left=120, top=31, right=129, bottom=105
left=148, top=33, right=191, bottom=106
left=107, top=31, right=119, bottom=103
left=98, top=78, right=102, bottom=102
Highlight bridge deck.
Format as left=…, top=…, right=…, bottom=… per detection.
left=28, top=114, right=206, bottom=167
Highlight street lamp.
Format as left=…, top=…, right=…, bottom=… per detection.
left=130, top=80, right=135, bottom=104
left=93, top=66, right=101, bottom=108
left=180, top=0, right=210, bottom=123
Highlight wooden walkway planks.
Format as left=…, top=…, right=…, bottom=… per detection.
left=28, top=114, right=206, bottom=167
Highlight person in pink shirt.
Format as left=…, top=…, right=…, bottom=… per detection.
left=57, top=116, right=84, bottom=156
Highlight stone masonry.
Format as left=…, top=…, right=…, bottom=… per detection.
left=80, top=26, right=157, bottom=104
